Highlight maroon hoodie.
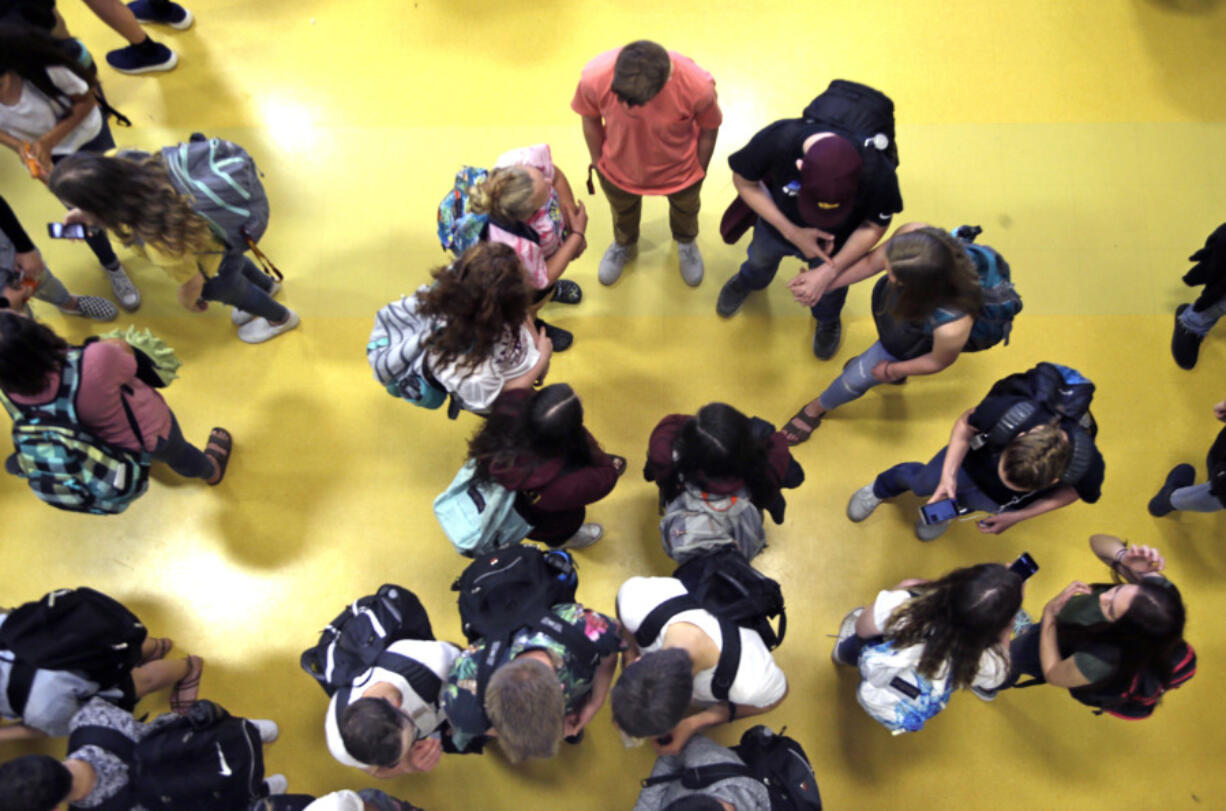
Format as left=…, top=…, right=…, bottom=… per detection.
left=644, top=413, right=793, bottom=500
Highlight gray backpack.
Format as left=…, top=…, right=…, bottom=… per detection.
left=159, top=133, right=270, bottom=253
left=660, top=485, right=765, bottom=564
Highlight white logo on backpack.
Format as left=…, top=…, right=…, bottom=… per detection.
left=215, top=743, right=232, bottom=777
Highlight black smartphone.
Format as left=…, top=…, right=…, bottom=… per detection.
left=1008, top=552, right=1039, bottom=581
left=918, top=497, right=969, bottom=525
left=46, top=222, right=90, bottom=240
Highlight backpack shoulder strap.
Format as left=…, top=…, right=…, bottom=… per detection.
left=635, top=595, right=699, bottom=648
left=1059, top=427, right=1095, bottom=485
left=969, top=400, right=1038, bottom=450
left=641, top=762, right=756, bottom=790
left=373, top=651, right=443, bottom=705
left=485, top=216, right=542, bottom=246
left=710, top=617, right=742, bottom=703
left=3, top=659, right=34, bottom=718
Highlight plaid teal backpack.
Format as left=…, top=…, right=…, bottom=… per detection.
left=1, top=348, right=150, bottom=515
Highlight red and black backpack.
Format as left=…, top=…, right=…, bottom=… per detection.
left=1070, top=641, right=1196, bottom=720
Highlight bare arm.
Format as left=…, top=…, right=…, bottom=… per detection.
left=788, top=220, right=888, bottom=306
left=696, top=127, right=718, bottom=173
left=37, top=94, right=97, bottom=154
left=552, top=165, right=579, bottom=220
left=541, top=202, right=589, bottom=285
left=879, top=316, right=971, bottom=381
left=1090, top=535, right=1167, bottom=583
left=654, top=685, right=788, bottom=756
left=0, top=723, right=46, bottom=742
left=1039, top=584, right=1094, bottom=688
left=580, top=115, right=605, bottom=165
left=566, top=652, right=618, bottom=735
left=827, top=221, right=930, bottom=291
left=731, top=172, right=829, bottom=262
left=978, top=486, right=1081, bottom=535
left=80, top=0, right=146, bottom=44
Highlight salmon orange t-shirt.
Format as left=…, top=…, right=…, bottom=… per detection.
left=571, top=49, right=722, bottom=196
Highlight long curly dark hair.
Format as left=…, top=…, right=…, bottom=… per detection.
left=1063, top=578, right=1186, bottom=694
left=0, top=24, right=99, bottom=112
left=468, top=383, right=592, bottom=486
left=884, top=563, right=1022, bottom=690
left=416, top=242, right=532, bottom=373
left=671, top=402, right=777, bottom=507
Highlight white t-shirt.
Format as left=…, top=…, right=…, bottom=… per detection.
left=324, top=639, right=460, bottom=769
left=0, top=67, right=103, bottom=156
left=428, top=323, right=540, bottom=413
left=870, top=589, right=1009, bottom=690
left=304, top=791, right=365, bottom=811
left=617, top=576, right=787, bottom=708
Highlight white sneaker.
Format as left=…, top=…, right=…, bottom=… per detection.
left=249, top=719, right=278, bottom=743
left=58, top=295, right=118, bottom=322
left=231, top=280, right=282, bottom=326
left=237, top=309, right=300, bottom=344
left=846, top=484, right=883, bottom=522
left=970, top=686, right=998, bottom=702
left=560, top=523, right=602, bottom=550
left=104, top=263, right=141, bottom=311
left=677, top=241, right=703, bottom=286
left=831, top=608, right=862, bottom=666
left=264, top=774, right=288, bottom=795
left=597, top=243, right=635, bottom=285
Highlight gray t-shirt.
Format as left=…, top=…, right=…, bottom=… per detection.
left=633, top=734, right=771, bottom=811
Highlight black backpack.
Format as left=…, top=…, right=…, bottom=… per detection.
left=68, top=699, right=265, bottom=811
left=803, top=79, right=898, bottom=167
left=635, top=549, right=786, bottom=702
left=971, top=362, right=1098, bottom=486
left=452, top=545, right=579, bottom=644
left=0, top=587, right=146, bottom=714
left=1068, top=641, right=1197, bottom=720
left=641, top=725, right=822, bottom=810
left=300, top=585, right=436, bottom=698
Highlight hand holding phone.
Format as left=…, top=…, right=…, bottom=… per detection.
left=47, top=222, right=91, bottom=240
left=919, top=497, right=970, bottom=525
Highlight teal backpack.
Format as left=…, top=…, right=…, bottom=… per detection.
left=1, top=348, right=150, bottom=515
left=433, top=459, right=532, bottom=557
left=952, top=226, right=1023, bottom=352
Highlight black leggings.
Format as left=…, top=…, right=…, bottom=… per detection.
left=151, top=414, right=213, bottom=480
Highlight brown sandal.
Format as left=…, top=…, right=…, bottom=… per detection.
left=203, top=428, right=232, bottom=486
left=782, top=405, right=823, bottom=446
left=139, top=637, right=173, bottom=666
left=170, top=655, right=204, bottom=715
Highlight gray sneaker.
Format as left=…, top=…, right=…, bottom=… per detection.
left=847, top=484, right=883, bottom=522
left=59, top=295, right=118, bottom=322
left=598, top=243, right=635, bottom=285
left=103, top=263, right=141, bottom=311
left=677, top=240, right=703, bottom=286
left=914, top=517, right=952, bottom=542
left=560, top=523, right=603, bottom=550
left=831, top=608, right=863, bottom=665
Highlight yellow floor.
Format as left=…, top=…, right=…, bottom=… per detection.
left=3, top=1, right=1226, bottom=808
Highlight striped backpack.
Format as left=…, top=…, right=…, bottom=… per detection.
left=0, top=348, right=150, bottom=515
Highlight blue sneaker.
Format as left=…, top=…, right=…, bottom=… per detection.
left=106, top=38, right=178, bottom=74
left=127, top=0, right=194, bottom=29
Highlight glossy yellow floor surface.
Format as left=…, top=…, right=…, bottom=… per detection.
left=3, top=1, right=1226, bottom=808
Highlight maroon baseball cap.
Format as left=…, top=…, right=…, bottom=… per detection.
left=798, top=136, right=862, bottom=229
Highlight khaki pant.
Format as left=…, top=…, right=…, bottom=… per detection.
left=596, top=170, right=703, bottom=246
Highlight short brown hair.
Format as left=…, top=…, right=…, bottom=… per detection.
left=1001, top=423, right=1069, bottom=490
left=484, top=657, right=564, bottom=763
left=611, top=40, right=670, bottom=106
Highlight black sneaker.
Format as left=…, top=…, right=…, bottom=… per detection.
left=1171, top=304, right=1204, bottom=370
left=106, top=37, right=178, bottom=74
left=716, top=276, right=750, bottom=317
left=535, top=318, right=573, bottom=352
left=813, top=318, right=842, bottom=360
left=1148, top=463, right=1195, bottom=516
left=552, top=279, right=582, bottom=305
left=127, top=0, right=194, bottom=28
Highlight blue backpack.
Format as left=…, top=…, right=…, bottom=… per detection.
left=433, top=459, right=533, bottom=557
left=1, top=348, right=150, bottom=515
left=437, top=166, right=492, bottom=255
left=855, top=637, right=955, bottom=734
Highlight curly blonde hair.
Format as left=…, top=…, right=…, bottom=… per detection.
left=48, top=153, right=215, bottom=259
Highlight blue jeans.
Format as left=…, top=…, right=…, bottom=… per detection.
left=1179, top=296, right=1226, bottom=337
left=201, top=255, right=286, bottom=321
left=817, top=341, right=898, bottom=411
left=1171, top=481, right=1224, bottom=512
left=1000, top=624, right=1044, bottom=688
left=734, top=220, right=847, bottom=322
left=872, top=446, right=1004, bottom=513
